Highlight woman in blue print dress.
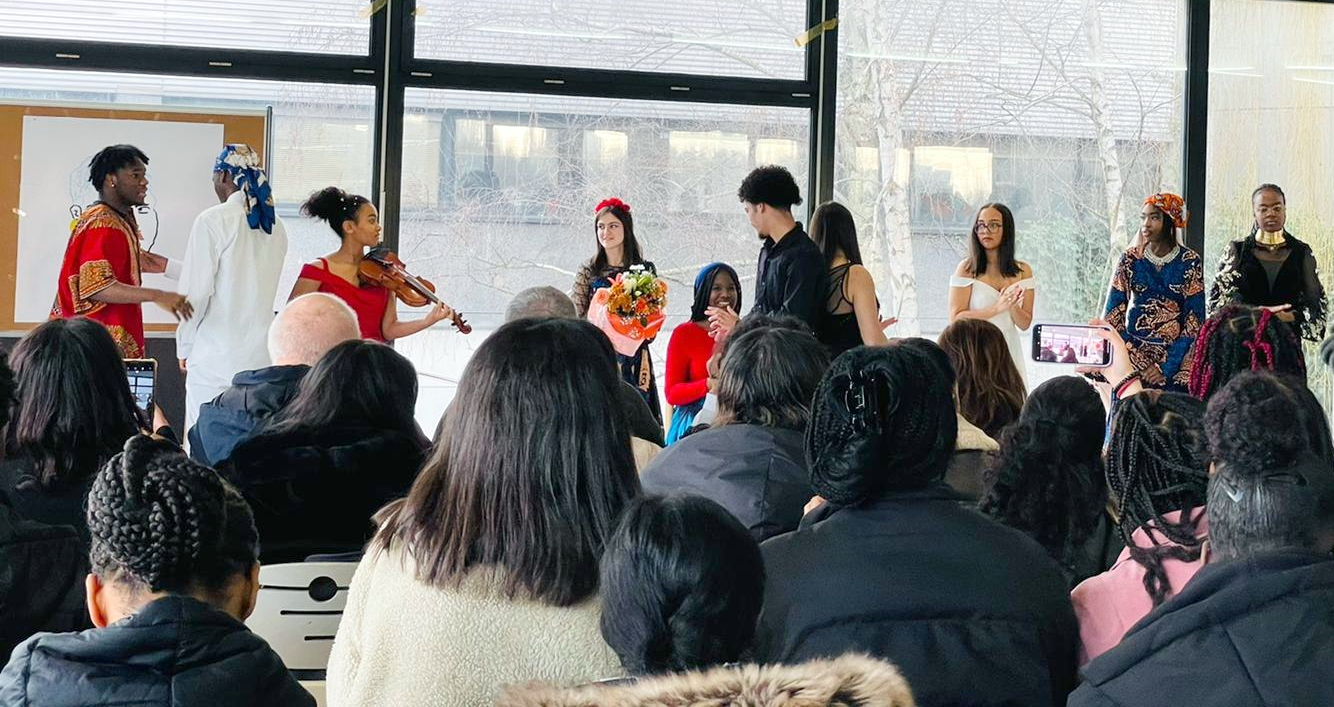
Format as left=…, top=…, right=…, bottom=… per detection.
left=1102, top=193, right=1205, bottom=392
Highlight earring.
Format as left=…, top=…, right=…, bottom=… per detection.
left=111, top=181, right=117, bottom=187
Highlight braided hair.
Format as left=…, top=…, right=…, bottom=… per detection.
left=1188, top=304, right=1305, bottom=401
left=87, top=435, right=258, bottom=595
left=807, top=339, right=958, bottom=505
left=1105, top=391, right=1209, bottom=606
left=979, top=377, right=1107, bottom=577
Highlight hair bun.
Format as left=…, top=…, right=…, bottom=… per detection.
left=1206, top=373, right=1307, bottom=476
left=301, top=186, right=351, bottom=221
left=87, top=435, right=227, bottom=590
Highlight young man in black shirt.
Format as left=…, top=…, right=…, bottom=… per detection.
left=708, top=165, right=826, bottom=336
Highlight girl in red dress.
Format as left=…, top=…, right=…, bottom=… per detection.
left=289, top=187, right=450, bottom=341
left=663, top=262, right=740, bottom=444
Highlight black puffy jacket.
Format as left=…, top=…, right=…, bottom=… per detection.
left=0, top=501, right=88, bottom=660
left=218, top=423, right=428, bottom=563
left=757, top=483, right=1078, bottom=707
left=640, top=424, right=810, bottom=542
left=1071, top=550, right=1334, bottom=706
left=0, top=595, right=314, bottom=706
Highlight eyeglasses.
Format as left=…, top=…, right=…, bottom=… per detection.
left=975, top=222, right=1004, bottom=233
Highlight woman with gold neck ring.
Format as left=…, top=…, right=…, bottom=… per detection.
left=1208, top=184, right=1326, bottom=342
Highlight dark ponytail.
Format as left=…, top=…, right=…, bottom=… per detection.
left=87, top=435, right=259, bottom=594
left=1105, top=391, right=1209, bottom=606
left=301, top=186, right=370, bottom=239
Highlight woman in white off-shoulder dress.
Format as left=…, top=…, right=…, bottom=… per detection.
left=948, top=203, right=1036, bottom=384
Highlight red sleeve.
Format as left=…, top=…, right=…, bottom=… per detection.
left=66, top=225, right=136, bottom=311
left=664, top=323, right=711, bottom=406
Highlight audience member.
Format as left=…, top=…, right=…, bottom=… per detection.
left=189, top=292, right=360, bottom=466
left=1072, top=372, right=1334, bottom=705
left=757, top=341, right=1077, bottom=707
left=0, top=436, right=313, bottom=706
left=938, top=318, right=1026, bottom=438
left=642, top=323, right=827, bottom=541
left=497, top=654, right=914, bottom=707
left=1, top=318, right=145, bottom=539
left=664, top=263, right=738, bottom=444
left=687, top=313, right=811, bottom=432
left=981, top=376, right=1112, bottom=586
left=1188, top=303, right=1306, bottom=400
left=904, top=336, right=1001, bottom=501
left=328, top=318, right=638, bottom=706
left=0, top=353, right=88, bottom=659
left=505, top=285, right=664, bottom=446
left=1071, top=390, right=1208, bottom=664
left=218, top=340, right=428, bottom=562
left=599, top=495, right=764, bottom=675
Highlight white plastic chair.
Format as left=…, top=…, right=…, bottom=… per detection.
left=245, top=562, right=357, bottom=680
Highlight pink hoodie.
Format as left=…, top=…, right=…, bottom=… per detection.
left=1071, top=507, right=1209, bottom=665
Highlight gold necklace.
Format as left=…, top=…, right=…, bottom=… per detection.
left=1255, top=230, right=1287, bottom=251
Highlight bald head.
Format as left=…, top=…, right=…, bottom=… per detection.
left=505, top=286, right=578, bottom=322
left=268, top=293, right=361, bottom=366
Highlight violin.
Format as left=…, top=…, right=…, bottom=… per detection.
left=358, top=247, right=471, bottom=334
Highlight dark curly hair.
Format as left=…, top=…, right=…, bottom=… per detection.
left=88, top=144, right=148, bottom=189
left=599, top=494, right=764, bottom=675
left=807, top=340, right=958, bottom=505
left=87, top=435, right=258, bottom=595
left=737, top=165, right=803, bottom=211
left=980, top=377, right=1107, bottom=579
left=1189, top=304, right=1305, bottom=401
left=1205, top=371, right=1334, bottom=561
left=1105, top=391, right=1209, bottom=605
left=938, top=318, right=1026, bottom=438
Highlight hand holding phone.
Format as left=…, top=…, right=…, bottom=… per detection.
left=1031, top=324, right=1112, bottom=367
left=124, top=359, right=157, bottom=419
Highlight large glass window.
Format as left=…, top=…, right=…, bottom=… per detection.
left=0, top=68, right=377, bottom=303
left=0, top=0, right=370, bottom=54
left=1205, top=0, right=1334, bottom=404
left=833, top=0, right=1187, bottom=382
left=394, top=88, right=809, bottom=418
left=411, top=0, right=808, bottom=79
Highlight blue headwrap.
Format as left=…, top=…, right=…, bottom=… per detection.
left=690, top=262, right=741, bottom=321
left=214, top=144, right=276, bottom=234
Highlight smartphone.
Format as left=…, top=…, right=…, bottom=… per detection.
left=1031, top=324, right=1112, bottom=367
left=124, top=358, right=157, bottom=417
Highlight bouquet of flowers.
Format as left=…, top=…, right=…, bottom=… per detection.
left=588, top=265, right=668, bottom=356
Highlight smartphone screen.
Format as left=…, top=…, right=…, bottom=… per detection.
left=124, top=359, right=157, bottom=417
left=1031, top=324, right=1111, bottom=367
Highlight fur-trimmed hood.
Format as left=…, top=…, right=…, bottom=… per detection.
left=496, top=654, right=915, bottom=707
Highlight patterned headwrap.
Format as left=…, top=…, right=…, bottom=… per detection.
left=1144, top=193, right=1188, bottom=229
left=214, top=144, right=276, bottom=234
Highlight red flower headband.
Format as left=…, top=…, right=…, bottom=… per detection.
left=1144, top=193, right=1188, bottom=229
left=596, top=197, right=631, bottom=214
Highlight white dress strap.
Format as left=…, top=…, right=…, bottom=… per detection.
left=949, top=275, right=975, bottom=288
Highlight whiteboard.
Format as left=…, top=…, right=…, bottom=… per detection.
left=15, top=116, right=224, bottom=324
